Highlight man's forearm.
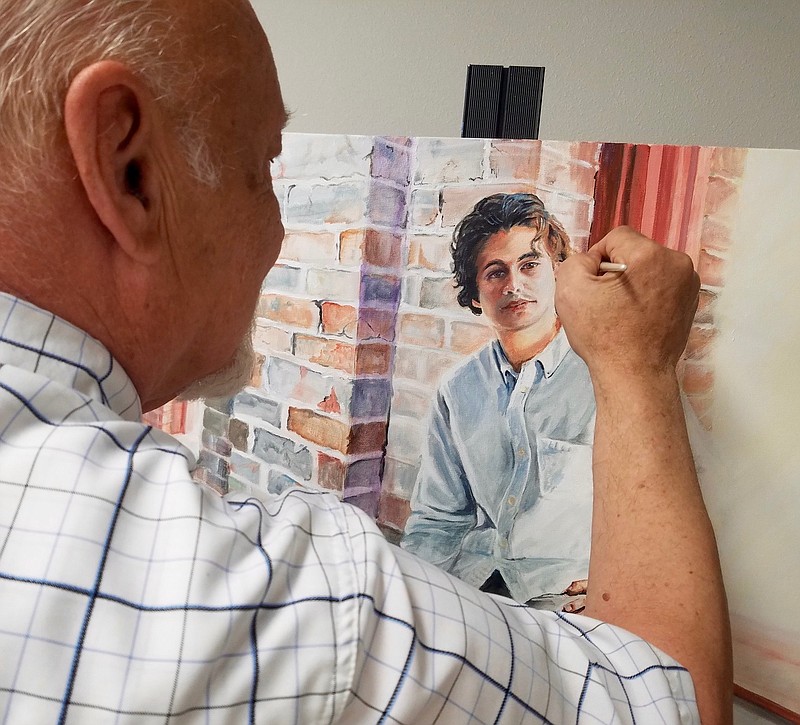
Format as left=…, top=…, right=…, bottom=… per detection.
left=584, top=369, right=732, bottom=724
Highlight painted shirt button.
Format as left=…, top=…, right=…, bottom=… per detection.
left=517, top=448, right=526, bottom=458
left=507, top=496, right=517, bottom=507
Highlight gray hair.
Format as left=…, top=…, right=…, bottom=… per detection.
left=0, top=0, right=220, bottom=206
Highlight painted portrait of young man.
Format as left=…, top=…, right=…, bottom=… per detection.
left=402, top=193, right=595, bottom=611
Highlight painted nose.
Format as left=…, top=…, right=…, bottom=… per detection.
left=503, top=269, right=522, bottom=294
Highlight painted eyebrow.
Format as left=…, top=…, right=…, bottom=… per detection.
left=481, top=248, right=542, bottom=273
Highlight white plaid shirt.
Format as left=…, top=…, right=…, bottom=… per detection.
left=0, top=293, right=699, bottom=723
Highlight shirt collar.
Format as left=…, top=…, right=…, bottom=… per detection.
left=492, top=326, right=572, bottom=384
left=0, top=293, right=143, bottom=422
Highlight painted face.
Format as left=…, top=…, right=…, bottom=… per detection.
left=473, top=225, right=559, bottom=336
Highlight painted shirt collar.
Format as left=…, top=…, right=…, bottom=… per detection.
left=492, top=326, right=572, bottom=386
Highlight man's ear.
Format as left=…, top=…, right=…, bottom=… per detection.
left=472, top=298, right=482, bottom=311
left=64, top=60, right=162, bottom=263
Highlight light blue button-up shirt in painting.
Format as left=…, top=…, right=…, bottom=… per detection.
left=402, top=328, right=596, bottom=603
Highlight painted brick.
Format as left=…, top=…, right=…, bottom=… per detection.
left=194, top=467, right=227, bottom=496
left=414, top=138, right=485, bottom=184
left=357, top=308, right=397, bottom=343
left=441, top=184, right=532, bottom=228
left=709, top=147, right=747, bottom=179
left=288, top=408, right=350, bottom=453
left=274, top=134, right=372, bottom=180
left=349, top=421, right=387, bottom=456
left=489, top=140, right=541, bottom=181
left=249, top=353, right=266, bottom=389
left=320, top=302, right=357, bottom=338
left=386, top=414, right=423, bottom=463
left=345, top=489, right=381, bottom=518
left=306, top=268, right=360, bottom=301
left=450, top=321, right=495, bottom=355
left=420, top=349, right=461, bottom=386
left=409, top=189, right=441, bottom=228
left=367, top=181, right=407, bottom=228
left=539, top=194, right=593, bottom=235
left=394, top=347, right=460, bottom=387
left=401, top=275, right=422, bottom=307
left=228, top=475, right=254, bottom=495
left=695, top=289, right=717, bottom=325
left=698, top=249, right=725, bottom=287
left=419, top=276, right=459, bottom=310
left=258, top=294, right=319, bottom=329
left=355, top=343, right=392, bottom=376
left=203, top=397, right=234, bottom=415
left=704, top=175, right=740, bottom=220
left=229, top=451, right=261, bottom=485
left=408, top=234, right=452, bottom=273
left=228, top=418, right=250, bottom=452
left=233, top=392, right=282, bottom=427
left=699, top=216, right=734, bottom=253
left=685, top=325, right=718, bottom=360
left=377, top=491, right=412, bottom=532
left=203, top=407, right=229, bottom=437
left=317, top=453, right=346, bottom=491
left=361, top=274, right=401, bottom=307
left=681, top=362, right=715, bottom=396
left=390, top=386, right=431, bottom=419
left=295, top=334, right=356, bottom=374
left=566, top=141, right=601, bottom=167
left=362, top=228, right=404, bottom=269
left=345, top=457, right=382, bottom=491
left=279, top=231, right=338, bottom=264
left=268, top=471, right=301, bottom=496
left=253, top=323, right=293, bottom=354
left=537, top=147, right=597, bottom=195
left=317, top=387, right=342, bottom=415
left=252, top=427, right=313, bottom=480
left=382, top=457, right=420, bottom=499
left=371, top=138, right=411, bottom=185
left=351, top=378, right=392, bottom=419
left=262, top=264, right=303, bottom=294
left=398, top=312, right=445, bottom=348
left=198, top=449, right=229, bottom=479
left=202, top=430, right=232, bottom=458
left=285, top=182, right=367, bottom=225
left=339, top=228, right=366, bottom=266
left=266, top=357, right=353, bottom=411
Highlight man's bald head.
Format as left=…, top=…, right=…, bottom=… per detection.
left=0, top=0, right=287, bottom=409
left=0, top=0, right=257, bottom=214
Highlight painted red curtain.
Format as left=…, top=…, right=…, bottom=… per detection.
left=589, top=143, right=713, bottom=264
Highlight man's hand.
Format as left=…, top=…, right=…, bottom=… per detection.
left=555, top=226, right=700, bottom=380
left=555, top=227, right=732, bottom=724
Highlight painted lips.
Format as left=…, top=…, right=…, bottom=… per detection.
left=503, top=299, right=535, bottom=311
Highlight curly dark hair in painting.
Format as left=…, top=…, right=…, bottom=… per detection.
left=451, top=193, right=573, bottom=315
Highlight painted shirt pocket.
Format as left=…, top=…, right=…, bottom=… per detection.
left=535, top=437, right=593, bottom=497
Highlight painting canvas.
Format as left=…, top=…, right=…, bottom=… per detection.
left=146, top=133, right=800, bottom=719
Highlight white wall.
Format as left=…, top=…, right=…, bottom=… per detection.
left=254, top=0, right=800, bottom=149
left=252, top=2, right=799, bottom=722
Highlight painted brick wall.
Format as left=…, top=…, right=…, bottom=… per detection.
left=681, top=147, right=749, bottom=428
left=189, top=135, right=412, bottom=517
left=146, top=136, right=743, bottom=543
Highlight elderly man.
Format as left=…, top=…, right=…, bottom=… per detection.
left=0, top=1, right=731, bottom=723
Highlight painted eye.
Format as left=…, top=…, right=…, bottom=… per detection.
left=521, top=260, right=540, bottom=271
